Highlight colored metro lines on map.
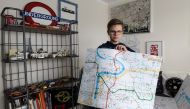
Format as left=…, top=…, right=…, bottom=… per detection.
left=78, top=49, right=162, bottom=109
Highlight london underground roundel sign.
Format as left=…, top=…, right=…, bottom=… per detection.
left=23, top=2, right=59, bottom=26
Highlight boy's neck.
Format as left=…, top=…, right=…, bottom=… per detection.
left=110, top=40, right=119, bottom=44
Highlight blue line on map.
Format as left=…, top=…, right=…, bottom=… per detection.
left=94, top=49, right=125, bottom=99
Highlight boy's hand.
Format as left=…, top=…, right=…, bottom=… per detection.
left=115, top=45, right=127, bottom=51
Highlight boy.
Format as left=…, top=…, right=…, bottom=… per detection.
left=98, top=18, right=134, bottom=52
left=84, top=19, right=135, bottom=109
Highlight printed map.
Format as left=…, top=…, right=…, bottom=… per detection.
left=78, top=49, right=162, bottom=109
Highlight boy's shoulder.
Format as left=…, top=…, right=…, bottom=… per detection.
left=98, top=41, right=113, bottom=49
left=98, top=41, right=135, bottom=52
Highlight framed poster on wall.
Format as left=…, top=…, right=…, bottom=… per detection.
left=146, top=41, right=163, bottom=56
left=110, top=0, right=151, bottom=34
left=58, top=0, right=78, bottom=21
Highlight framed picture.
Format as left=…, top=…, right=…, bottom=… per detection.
left=58, top=0, right=78, bottom=21
left=146, top=41, right=163, bottom=56
left=110, top=0, right=151, bottom=34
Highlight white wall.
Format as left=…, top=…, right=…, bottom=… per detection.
left=144, top=0, right=190, bottom=78
left=108, top=0, right=190, bottom=78
left=0, top=0, right=108, bottom=108
left=73, top=0, right=109, bottom=68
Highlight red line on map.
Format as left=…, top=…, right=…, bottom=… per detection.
left=105, top=51, right=122, bottom=108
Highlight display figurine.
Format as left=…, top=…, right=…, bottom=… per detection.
left=63, top=50, right=67, bottom=56
left=9, top=91, right=22, bottom=97
left=31, top=22, right=40, bottom=28
left=66, top=50, right=70, bottom=56
left=50, top=48, right=67, bottom=58
left=29, top=48, right=48, bottom=59
left=30, top=51, right=38, bottom=59
left=23, top=22, right=30, bottom=26
left=51, top=52, right=58, bottom=58
left=9, top=49, right=17, bottom=57
left=52, top=26, right=59, bottom=29
left=9, top=51, right=23, bottom=60
left=4, top=15, right=17, bottom=25
left=39, top=24, right=48, bottom=28
left=9, top=49, right=29, bottom=60
left=56, top=51, right=63, bottom=57
left=37, top=48, right=48, bottom=58
left=59, top=24, right=70, bottom=32
left=47, top=25, right=59, bottom=30
left=65, top=24, right=70, bottom=31
left=49, top=81, right=55, bottom=88
left=57, top=49, right=67, bottom=57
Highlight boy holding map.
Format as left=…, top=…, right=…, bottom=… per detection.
left=84, top=19, right=134, bottom=109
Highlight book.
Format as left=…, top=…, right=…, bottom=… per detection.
left=36, top=97, right=41, bottom=109
left=33, top=99, right=38, bottom=109
left=29, top=99, right=34, bottom=109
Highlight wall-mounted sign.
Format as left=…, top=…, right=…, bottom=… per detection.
left=23, top=2, right=59, bottom=26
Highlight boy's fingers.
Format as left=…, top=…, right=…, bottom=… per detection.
left=118, top=45, right=121, bottom=50
left=116, top=45, right=120, bottom=50
left=116, top=45, right=119, bottom=50
left=116, top=45, right=128, bottom=51
left=121, top=46, right=126, bottom=51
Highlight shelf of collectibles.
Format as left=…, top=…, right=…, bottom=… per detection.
left=1, top=1, right=80, bottom=109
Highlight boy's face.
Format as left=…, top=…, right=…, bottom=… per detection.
left=108, top=25, right=123, bottom=43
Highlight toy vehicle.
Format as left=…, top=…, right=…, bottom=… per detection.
left=29, top=48, right=49, bottom=59
left=9, top=51, right=29, bottom=60
left=37, top=48, right=48, bottom=58
left=57, top=49, right=67, bottom=57
left=51, top=52, right=58, bottom=58
left=29, top=51, right=38, bottom=59
left=50, top=49, right=68, bottom=58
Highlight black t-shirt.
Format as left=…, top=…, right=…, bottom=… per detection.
left=98, top=41, right=135, bottom=52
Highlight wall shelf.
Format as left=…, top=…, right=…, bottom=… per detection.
left=2, top=25, right=78, bottom=35
left=1, top=6, right=80, bottom=109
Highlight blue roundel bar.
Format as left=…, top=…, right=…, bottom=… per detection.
left=22, top=11, right=60, bottom=22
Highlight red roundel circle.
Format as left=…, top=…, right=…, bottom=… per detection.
left=24, top=2, right=57, bottom=26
